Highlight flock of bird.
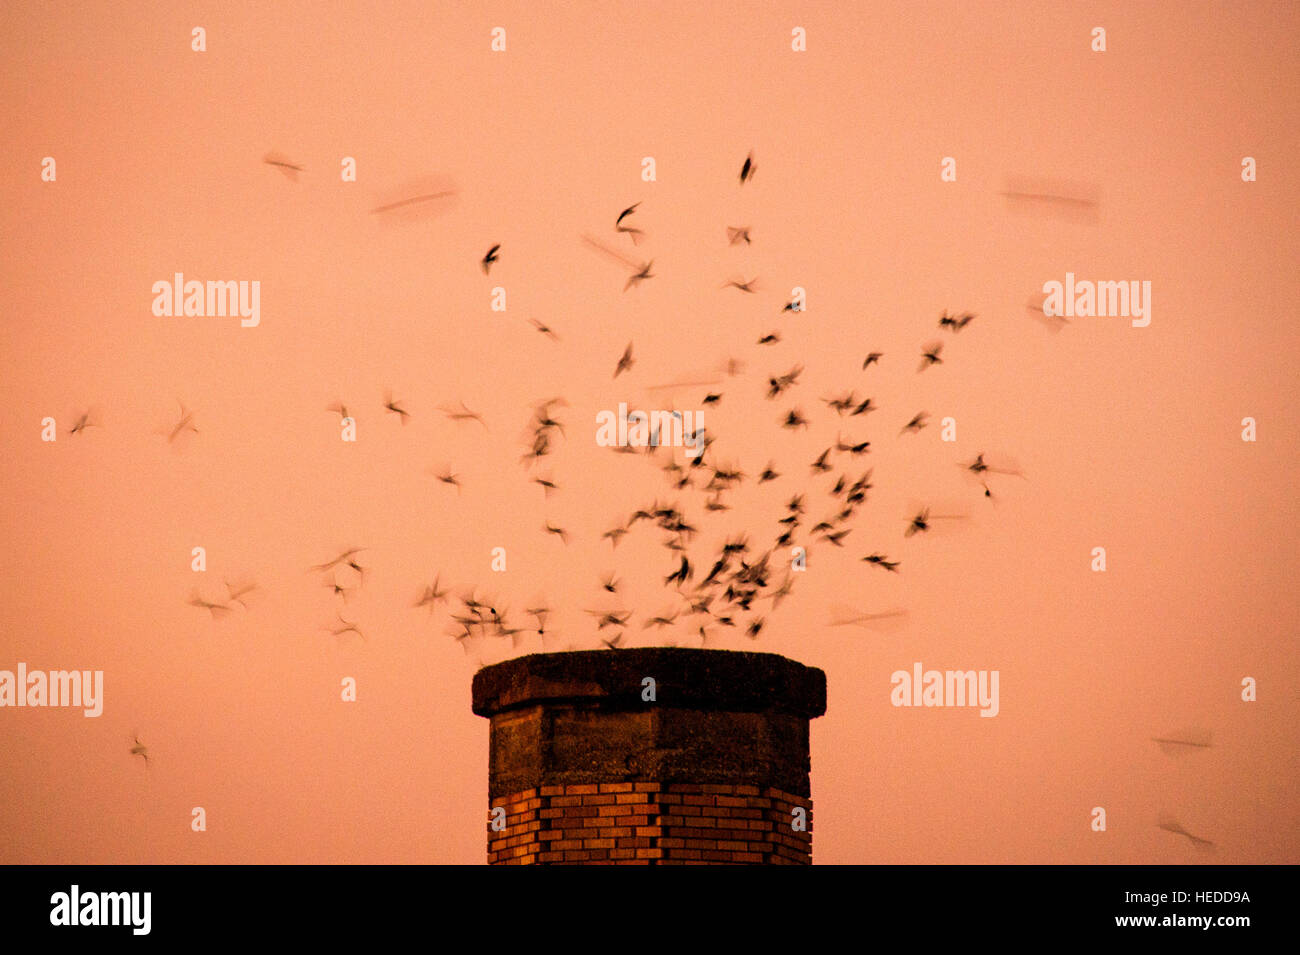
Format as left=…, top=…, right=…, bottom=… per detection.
left=59, top=149, right=1046, bottom=660
left=276, top=149, right=1034, bottom=657
left=58, top=150, right=1207, bottom=852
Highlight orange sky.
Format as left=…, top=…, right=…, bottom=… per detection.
left=1, top=0, right=1297, bottom=864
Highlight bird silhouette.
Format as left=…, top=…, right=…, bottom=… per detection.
left=224, top=579, right=260, bottom=609
left=919, top=342, right=944, bottom=371
left=262, top=152, right=303, bottom=181
left=739, top=151, right=756, bottom=185
left=311, top=547, right=367, bottom=573
left=383, top=390, right=411, bottom=424
left=324, top=612, right=366, bottom=643
left=129, top=734, right=150, bottom=769
left=187, top=590, right=230, bottom=620
left=430, top=468, right=462, bottom=493
left=900, top=412, right=929, bottom=435
left=167, top=401, right=199, bottom=443
left=1152, top=729, right=1213, bottom=755
left=68, top=407, right=102, bottom=435
left=369, top=190, right=456, bottom=214
left=614, top=342, right=635, bottom=378
left=625, top=260, right=654, bottom=292
left=529, top=318, right=560, bottom=341
left=440, top=401, right=487, bottom=429
left=1156, top=814, right=1215, bottom=850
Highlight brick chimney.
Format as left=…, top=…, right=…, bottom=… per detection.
left=472, top=648, right=827, bottom=864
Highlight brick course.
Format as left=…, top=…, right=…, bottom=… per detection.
left=488, top=783, right=814, bottom=865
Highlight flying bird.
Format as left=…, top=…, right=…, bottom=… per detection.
left=187, top=590, right=231, bottom=620
left=962, top=453, right=1025, bottom=480
left=431, top=468, right=462, bottom=493
left=324, top=612, right=366, bottom=643
left=862, top=352, right=883, bottom=369
left=167, top=401, right=198, bottom=443
left=614, top=342, right=635, bottom=378
left=739, top=151, right=756, bottom=185
left=939, top=310, right=975, bottom=332
left=414, top=576, right=449, bottom=613
left=383, top=390, right=410, bottom=423
left=481, top=244, right=500, bottom=274
left=324, top=575, right=355, bottom=602
left=829, top=609, right=909, bottom=630
left=1152, top=729, right=1213, bottom=755
left=726, top=226, right=752, bottom=245
left=69, top=408, right=101, bottom=435
left=919, top=342, right=944, bottom=371
left=625, top=260, right=654, bottom=292
left=615, top=204, right=643, bottom=242
left=440, top=401, right=487, bottom=428
left=904, top=506, right=967, bottom=537
left=900, top=412, right=929, bottom=435
left=369, top=190, right=456, bottom=214
left=224, top=579, right=260, bottom=609
left=129, top=735, right=150, bottom=768
left=529, top=318, right=560, bottom=341
left=1156, top=814, right=1215, bottom=849
left=263, top=152, right=303, bottom=180
left=862, top=554, right=900, bottom=573
left=311, top=547, right=367, bottom=573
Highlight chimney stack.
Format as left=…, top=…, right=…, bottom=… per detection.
left=472, top=648, right=827, bottom=864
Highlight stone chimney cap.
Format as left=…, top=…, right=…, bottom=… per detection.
left=472, top=648, right=827, bottom=720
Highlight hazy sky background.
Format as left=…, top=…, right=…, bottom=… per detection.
left=1, top=0, right=1297, bottom=864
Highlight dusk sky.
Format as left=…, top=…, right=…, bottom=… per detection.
left=2, top=0, right=1297, bottom=864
